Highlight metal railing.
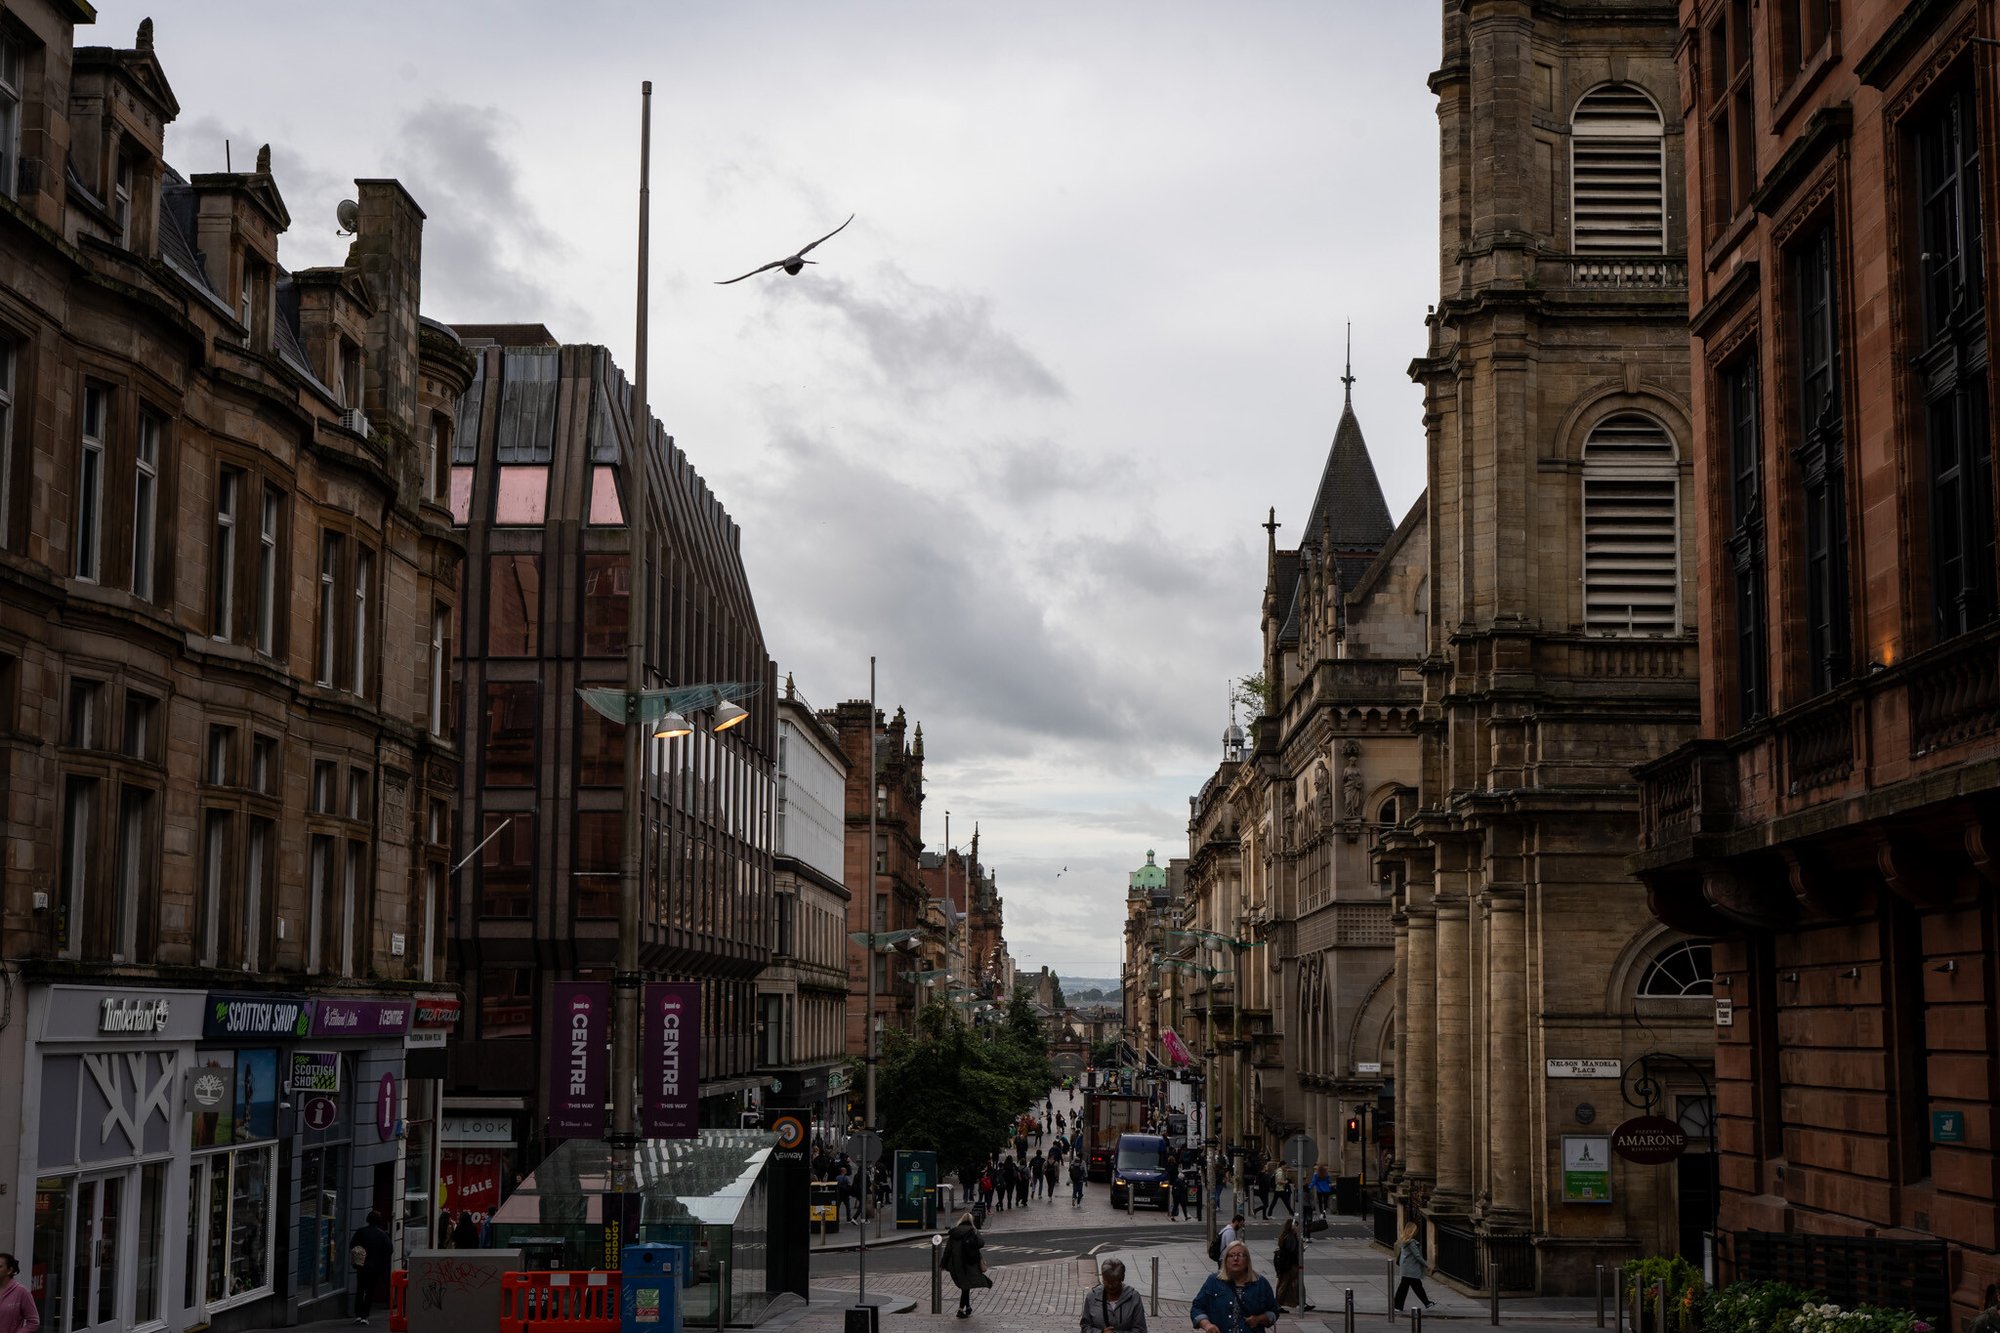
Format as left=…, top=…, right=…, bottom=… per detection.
left=1432, top=1221, right=1483, bottom=1287
left=1369, top=1197, right=1397, bottom=1247
left=1733, top=1229, right=1949, bottom=1325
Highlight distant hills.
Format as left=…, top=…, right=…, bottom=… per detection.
left=1058, top=975, right=1121, bottom=1000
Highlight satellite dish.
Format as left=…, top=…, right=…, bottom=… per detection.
left=335, top=199, right=359, bottom=236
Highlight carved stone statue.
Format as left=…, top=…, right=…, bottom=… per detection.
left=1341, top=740, right=1364, bottom=820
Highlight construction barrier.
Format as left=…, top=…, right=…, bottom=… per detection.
left=497, top=1270, right=622, bottom=1333
left=390, top=1269, right=407, bottom=1333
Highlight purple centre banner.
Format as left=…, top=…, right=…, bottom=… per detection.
left=549, top=981, right=610, bottom=1138
left=642, top=982, right=700, bottom=1139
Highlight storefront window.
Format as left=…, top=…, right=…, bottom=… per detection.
left=33, top=1178, right=70, bottom=1330
left=297, top=1144, right=348, bottom=1296
left=135, top=1162, right=165, bottom=1325
left=187, top=1048, right=279, bottom=1313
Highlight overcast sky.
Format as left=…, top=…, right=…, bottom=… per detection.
left=100, top=2, right=1439, bottom=978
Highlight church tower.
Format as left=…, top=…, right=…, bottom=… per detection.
left=1382, top=0, right=1709, bottom=1291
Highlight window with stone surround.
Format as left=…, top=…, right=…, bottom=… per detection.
left=1703, top=0, right=1756, bottom=234
left=1774, top=0, right=1833, bottom=91
left=1912, top=81, right=1992, bottom=643
left=1571, top=83, right=1666, bottom=254
left=1723, top=354, right=1768, bottom=725
left=1582, top=413, right=1681, bottom=635
left=1637, top=939, right=1714, bottom=997
left=0, top=33, right=19, bottom=202
left=1792, top=222, right=1851, bottom=694
left=76, top=383, right=108, bottom=582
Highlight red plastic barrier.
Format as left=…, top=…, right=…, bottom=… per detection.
left=496, top=1270, right=621, bottom=1333
left=390, top=1270, right=407, bottom=1333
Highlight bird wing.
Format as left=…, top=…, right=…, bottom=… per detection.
left=715, top=257, right=788, bottom=285
left=795, top=213, right=855, bottom=258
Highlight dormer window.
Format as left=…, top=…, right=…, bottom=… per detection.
left=0, top=34, right=19, bottom=200
left=337, top=338, right=362, bottom=410
left=113, top=154, right=133, bottom=247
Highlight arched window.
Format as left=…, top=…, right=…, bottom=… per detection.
left=1583, top=413, right=1680, bottom=635
left=1637, top=940, right=1713, bottom=997
left=1572, top=84, right=1666, bottom=254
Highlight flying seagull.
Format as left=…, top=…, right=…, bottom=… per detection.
left=716, top=214, right=854, bottom=284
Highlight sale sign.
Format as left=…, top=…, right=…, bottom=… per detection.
left=442, top=1148, right=503, bottom=1212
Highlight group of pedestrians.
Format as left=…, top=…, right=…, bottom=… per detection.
left=944, top=1207, right=1283, bottom=1330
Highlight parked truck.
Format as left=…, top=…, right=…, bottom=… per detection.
left=1083, top=1090, right=1146, bottom=1180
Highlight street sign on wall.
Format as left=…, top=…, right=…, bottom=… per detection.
left=1546, top=1059, right=1622, bottom=1079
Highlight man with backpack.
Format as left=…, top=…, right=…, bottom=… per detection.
left=1209, top=1212, right=1245, bottom=1266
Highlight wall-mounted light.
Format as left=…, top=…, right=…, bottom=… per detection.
left=1783, top=972, right=1800, bottom=984
left=1838, top=967, right=1860, bottom=980
left=1932, top=959, right=1958, bottom=975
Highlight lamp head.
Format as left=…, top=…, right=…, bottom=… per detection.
left=713, top=698, right=750, bottom=732
left=654, top=710, right=694, bottom=739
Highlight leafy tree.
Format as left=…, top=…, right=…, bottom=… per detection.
left=1234, top=672, right=1272, bottom=721
left=876, top=1000, right=1050, bottom=1181
left=1089, top=1038, right=1120, bottom=1067
left=1050, top=976, right=1067, bottom=1012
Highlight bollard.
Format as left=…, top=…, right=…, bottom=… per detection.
left=1412, top=1303, right=1424, bottom=1333
left=716, top=1260, right=729, bottom=1331
left=1487, top=1238, right=1500, bottom=1326
left=931, top=1234, right=944, bottom=1315
left=1655, top=1278, right=1667, bottom=1333
left=1149, top=1256, right=1160, bottom=1316
left=1387, top=1259, right=1398, bottom=1324
left=1344, top=1286, right=1356, bottom=1333
left=1595, top=1264, right=1606, bottom=1329
left=1614, top=1265, right=1625, bottom=1333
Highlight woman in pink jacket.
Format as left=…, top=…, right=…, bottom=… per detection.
left=0, top=1253, right=40, bottom=1333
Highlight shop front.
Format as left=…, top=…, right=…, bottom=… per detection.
left=285, top=997, right=413, bottom=1326
left=13, top=983, right=206, bottom=1333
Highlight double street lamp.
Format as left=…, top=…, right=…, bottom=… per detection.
left=581, top=679, right=761, bottom=1148
left=1166, top=927, right=1266, bottom=1209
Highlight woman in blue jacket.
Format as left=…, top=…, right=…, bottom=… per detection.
left=1191, top=1240, right=1279, bottom=1333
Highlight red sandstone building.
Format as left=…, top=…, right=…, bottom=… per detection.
left=826, top=701, right=926, bottom=1054
left=0, top=8, right=465, bottom=1328
left=1635, top=2, right=2000, bottom=1323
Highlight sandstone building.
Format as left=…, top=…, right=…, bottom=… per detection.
left=446, top=326, right=777, bottom=1152
left=760, top=678, right=852, bottom=1135
left=1634, top=1, right=2000, bottom=1323
left=0, top=9, right=465, bottom=1329
left=827, top=700, right=926, bottom=1055
left=1384, top=0, right=1708, bottom=1293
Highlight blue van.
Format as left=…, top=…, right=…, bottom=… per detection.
left=1109, top=1133, right=1173, bottom=1210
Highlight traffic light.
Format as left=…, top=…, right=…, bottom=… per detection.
left=1346, top=1117, right=1361, bottom=1142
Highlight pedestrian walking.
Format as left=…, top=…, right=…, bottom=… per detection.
left=453, top=1209, right=480, bottom=1249
left=1271, top=1163, right=1294, bottom=1217
left=1393, top=1223, right=1436, bottom=1314
left=0, top=1253, right=40, bottom=1333
left=1272, top=1219, right=1302, bottom=1312
left=1309, top=1166, right=1333, bottom=1219
left=1080, top=1258, right=1149, bottom=1331
left=347, top=1208, right=393, bottom=1325
left=1219, top=1212, right=1246, bottom=1256
left=1192, top=1240, right=1279, bottom=1333
left=979, top=1165, right=995, bottom=1211
left=1014, top=1130, right=1029, bottom=1161
left=1069, top=1156, right=1087, bottom=1207
left=1254, top=1164, right=1273, bottom=1219
left=1044, top=1153, right=1060, bottom=1203
left=942, top=1211, right=991, bottom=1319
left=434, top=1210, right=456, bottom=1249
left=1030, top=1149, right=1046, bottom=1198
left=1015, top=1156, right=1031, bottom=1207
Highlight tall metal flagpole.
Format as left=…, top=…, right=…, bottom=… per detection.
left=861, top=654, right=877, bottom=1304
left=612, top=80, right=653, bottom=1152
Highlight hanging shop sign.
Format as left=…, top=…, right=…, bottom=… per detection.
left=289, top=1050, right=342, bottom=1094
left=549, top=982, right=610, bottom=1138
left=642, top=982, right=701, bottom=1139
left=1611, top=1115, right=1688, bottom=1165
left=1561, top=1135, right=1613, bottom=1203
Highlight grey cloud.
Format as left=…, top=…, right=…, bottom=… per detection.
left=975, top=437, right=1132, bottom=508
left=387, top=101, right=588, bottom=330
left=770, top=263, right=1066, bottom=403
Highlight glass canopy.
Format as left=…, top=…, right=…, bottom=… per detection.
left=490, top=1132, right=777, bottom=1325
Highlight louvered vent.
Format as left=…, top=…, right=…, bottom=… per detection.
left=1572, top=84, right=1666, bottom=255
left=1583, top=413, right=1679, bottom=635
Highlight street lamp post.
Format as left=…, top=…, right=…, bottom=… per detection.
left=1167, top=927, right=1266, bottom=1212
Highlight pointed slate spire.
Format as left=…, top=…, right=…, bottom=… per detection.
left=1303, top=329, right=1392, bottom=588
